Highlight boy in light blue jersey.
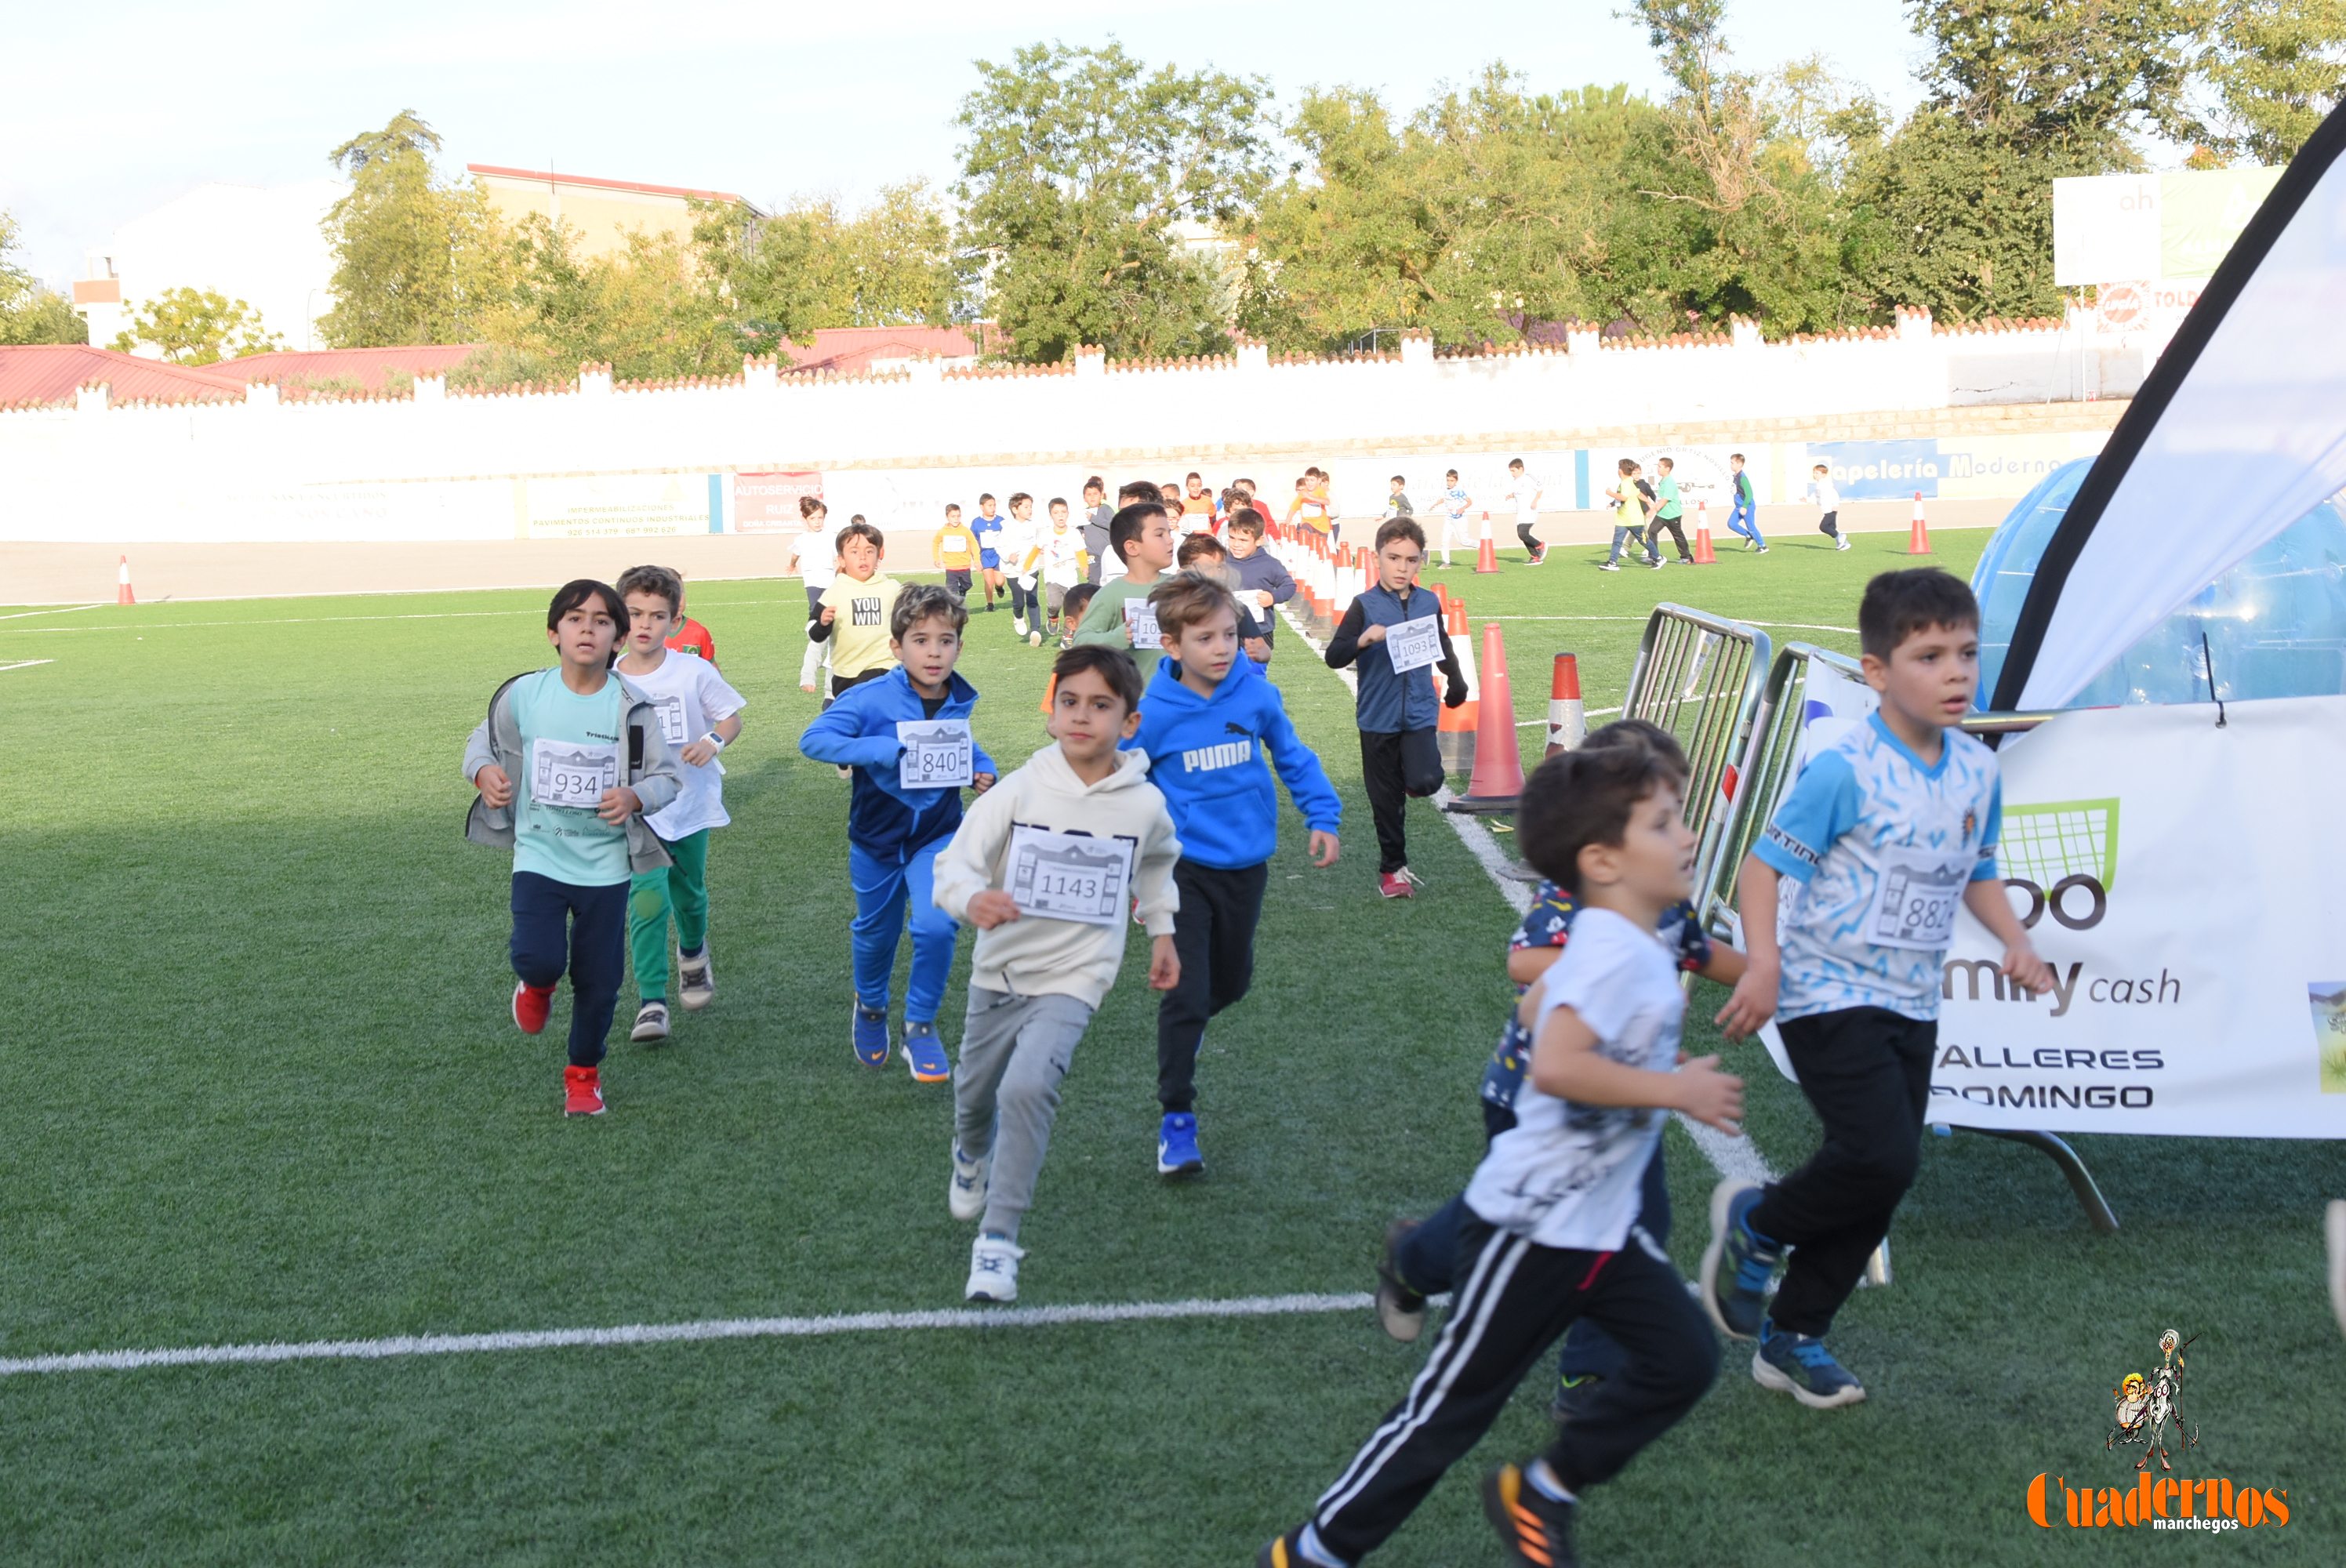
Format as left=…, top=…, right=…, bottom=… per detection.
left=1706, top=568, right=2052, bottom=1408
left=463, top=579, right=684, bottom=1116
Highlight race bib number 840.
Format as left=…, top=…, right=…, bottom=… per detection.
left=898, top=719, right=974, bottom=789
left=1008, top=825, right=1135, bottom=925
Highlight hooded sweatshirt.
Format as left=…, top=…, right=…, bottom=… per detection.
left=1125, top=655, right=1340, bottom=869
left=797, top=666, right=997, bottom=861
left=931, top=743, right=1182, bottom=1009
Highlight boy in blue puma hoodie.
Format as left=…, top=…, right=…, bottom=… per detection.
left=799, top=585, right=997, bottom=1082
left=1126, top=571, right=1342, bottom=1175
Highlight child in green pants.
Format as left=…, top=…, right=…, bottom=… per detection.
left=616, top=565, right=747, bottom=1042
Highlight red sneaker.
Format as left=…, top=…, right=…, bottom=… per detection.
left=513, top=980, right=554, bottom=1034
left=1378, top=869, right=1416, bottom=899
left=564, top=1065, right=605, bottom=1116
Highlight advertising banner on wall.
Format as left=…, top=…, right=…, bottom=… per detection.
left=734, top=471, right=824, bottom=532
left=1761, top=687, right=2346, bottom=1138
left=521, top=474, right=717, bottom=539
left=1801, top=432, right=2109, bottom=501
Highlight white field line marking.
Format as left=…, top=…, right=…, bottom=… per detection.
left=1487, top=615, right=1858, bottom=636
left=1280, top=600, right=1774, bottom=1189
left=0, top=659, right=56, bottom=673
left=0, top=603, right=102, bottom=620
left=0, top=600, right=810, bottom=637
left=0, top=1292, right=1380, bottom=1380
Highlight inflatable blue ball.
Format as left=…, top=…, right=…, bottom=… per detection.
left=1974, top=458, right=2346, bottom=710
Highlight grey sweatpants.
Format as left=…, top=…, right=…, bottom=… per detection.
left=953, top=987, right=1096, bottom=1240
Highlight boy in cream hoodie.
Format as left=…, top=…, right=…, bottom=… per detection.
left=932, top=644, right=1183, bottom=1303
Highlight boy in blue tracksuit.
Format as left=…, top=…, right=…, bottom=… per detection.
left=1324, top=517, right=1468, bottom=898
left=1128, top=571, right=1341, bottom=1175
left=798, top=584, right=997, bottom=1083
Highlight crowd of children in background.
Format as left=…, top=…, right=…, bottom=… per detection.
left=460, top=448, right=2007, bottom=1563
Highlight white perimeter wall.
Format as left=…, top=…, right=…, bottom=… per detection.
left=0, top=310, right=2150, bottom=547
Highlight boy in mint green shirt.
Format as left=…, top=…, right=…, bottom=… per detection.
left=1650, top=456, right=1694, bottom=563
left=464, top=579, right=682, bottom=1116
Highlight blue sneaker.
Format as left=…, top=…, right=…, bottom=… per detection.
left=851, top=1003, right=890, bottom=1068
left=1698, top=1179, right=1780, bottom=1341
left=902, top=1020, right=950, bottom=1083
left=1753, top=1320, right=1867, bottom=1408
left=1157, top=1112, right=1204, bottom=1176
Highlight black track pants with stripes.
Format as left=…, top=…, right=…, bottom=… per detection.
left=1309, top=1210, right=1717, bottom=1560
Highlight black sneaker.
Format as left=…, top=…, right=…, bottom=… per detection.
left=1375, top=1220, right=1429, bottom=1342
left=1483, top=1463, right=1578, bottom=1567
left=1257, top=1530, right=1307, bottom=1568
left=1547, top=1372, right=1603, bottom=1424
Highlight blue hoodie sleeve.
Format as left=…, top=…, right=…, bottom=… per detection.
left=1255, top=684, right=1342, bottom=833
left=798, top=688, right=905, bottom=769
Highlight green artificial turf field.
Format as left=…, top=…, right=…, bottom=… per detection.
left=0, top=528, right=2337, bottom=1563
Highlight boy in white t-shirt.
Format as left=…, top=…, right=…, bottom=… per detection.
left=1435, top=468, right=1475, bottom=568
left=790, top=495, right=837, bottom=691
left=1021, top=497, right=1091, bottom=646
left=1805, top=463, right=1850, bottom=551
left=1000, top=492, right=1040, bottom=641
left=616, top=564, right=748, bottom=1044
left=1262, top=744, right=1738, bottom=1568
left=1505, top=457, right=1547, bottom=565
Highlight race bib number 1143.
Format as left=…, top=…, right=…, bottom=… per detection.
left=1008, top=825, right=1135, bottom=926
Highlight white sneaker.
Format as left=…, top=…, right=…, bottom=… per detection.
left=1012, top=615, right=1029, bottom=637
left=630, top=1000, right=670, bottom=1044
left=965, top=1236, right=1024, bottom=1302
left=1598, top=561, right=1621, bottom=572
left=677, top=946, right=714, bottom=1011
left=950, top=1144, right=990, bottom=1222
left=1835, top=536, right=1851, bottom=551
left=1027, top=629, right=1043, bottom=647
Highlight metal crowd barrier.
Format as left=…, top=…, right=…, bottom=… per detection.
left=1619, top=605, right=1773, bottom=918
left=1705, top=642, right=2119, bottom=1236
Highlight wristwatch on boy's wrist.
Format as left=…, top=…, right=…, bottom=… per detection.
left=702, top=731, right=727, bottom=752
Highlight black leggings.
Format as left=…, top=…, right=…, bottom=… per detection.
left=1155, top=859, right=1270, bottom=1112
left=1648, top=514, right=1691, bottom=560
left=1360, top=728, right=1445, bottom=873
left=1749, top=1007, right=1934, bottom=1336
left=1515, top=521, right=1541, bottom=553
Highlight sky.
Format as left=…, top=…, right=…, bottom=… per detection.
left=3, top=0, right=1935, bottom=287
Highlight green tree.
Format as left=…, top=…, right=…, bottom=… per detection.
left=488, top=216, right=732, bottom=382
left=1906, top=0, right=2201, bottom=147
left=0, top=211, right=87, bottom=346
left=318, top=111, right=508, bottom=347
left=691, top=180, right=958, bottom=357
left=956, top=41, right=1273, bottom=361
left=107, top=286, right=284, bottom=364
left=2188, top=0, right=2346, bottom=165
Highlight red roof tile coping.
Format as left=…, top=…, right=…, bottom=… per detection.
left=467, top=164, right=746, bottom=204
left=212, top=343, right=485, bottom=390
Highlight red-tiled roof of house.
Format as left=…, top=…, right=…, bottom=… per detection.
left=779, top=325, right=987, bottom=376
left=0, top=345, right=248, bottom=408
left=211, top=344, right=486, bottom=390
left=466, top=164, right=748, bottom=204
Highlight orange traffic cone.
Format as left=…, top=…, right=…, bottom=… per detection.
left=1436, top=597, right=1479, bottom=779
left=1039, top=673, right=1056, bottom=714
left=1545, top=653, right=1585, bottom=756
left=116, top=554, right=136, bottom=605
left=1474, top=510, right=1499, bottom=574
left=1690, top=502, right=1716, bottom=564
left=1907, top=491, right=1932, bottom=555
left=1458, top=622, right=1526, bottom=810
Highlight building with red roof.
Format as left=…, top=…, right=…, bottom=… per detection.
left=0, top=345, right=249, bottom=407
left=778, top=325, right=991, bottom=376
